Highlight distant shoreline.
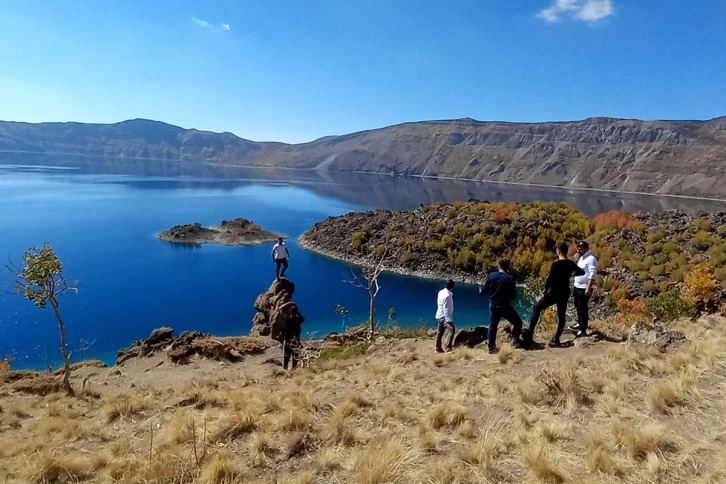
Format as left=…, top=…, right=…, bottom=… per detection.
left=3, top=151, right=726, bottom=204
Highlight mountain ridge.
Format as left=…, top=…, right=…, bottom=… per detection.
left=1, top=116, right=725, bottom=198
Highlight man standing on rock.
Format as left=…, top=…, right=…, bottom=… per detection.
left=479, top=259, right=524, bottom=353
left=435, top=280, right=456, bottom=353
left=272, top=237, right=290, bottom=279
left=570, top=240, right=598, bottom=337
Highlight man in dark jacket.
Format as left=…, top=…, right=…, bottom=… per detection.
left=281, top=303, right=305, bottom=369
left=479, top=259, right=524, bottom=353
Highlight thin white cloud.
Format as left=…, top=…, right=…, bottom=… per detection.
left=192, top=17, right=210, bottom=28
left=539, top=0, right=613, bottom=23
left=192, top=17, right=231, bottom=32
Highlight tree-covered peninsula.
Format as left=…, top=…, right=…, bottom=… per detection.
left=300, top=201, right=726, bottom=321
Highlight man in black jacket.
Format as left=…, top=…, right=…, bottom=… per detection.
left=523, top=242, right=585, bottom=348
left=479, top=259, right=524, bottom=353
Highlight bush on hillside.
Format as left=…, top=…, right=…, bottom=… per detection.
left=644, top=291, right=692, bottom=322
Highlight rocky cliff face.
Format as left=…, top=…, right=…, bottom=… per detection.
left=1, top=116, right=725, bottom=198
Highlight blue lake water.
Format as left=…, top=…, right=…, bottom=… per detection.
left=2, top=155, right=725, bottom=369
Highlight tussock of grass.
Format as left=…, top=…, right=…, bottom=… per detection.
left=540, top=368, right=590, bottom=407
left=198, top=452, right=247, bottom=484
left=349, top=437, right=420, bottom=484
left=498, top=344, right=514, bottom=365
left=102, top=393, right=149, bottom=423
left=209, top=410, right=257, bottom=443
left=321, top=409, right=356, bottom=445
left=24, top=451, right=107, bottom=483
left=277, top=410, right=314, bottom=432
left=612, top=422, right=676, bottom=460
left=426, top=402, right=467, bottom=429
left=586, top=433, right=622, bottom=476
left=525, top=444, right=566, bottom=483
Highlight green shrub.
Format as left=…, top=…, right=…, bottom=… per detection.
left=644, top=291, right=692, bottom=322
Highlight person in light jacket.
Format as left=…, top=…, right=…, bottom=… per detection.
left=272, top=237, right=290, bottom=279
left=434, top=280, right=456, bottom=353
left=569, top=240, right=598, bottom=337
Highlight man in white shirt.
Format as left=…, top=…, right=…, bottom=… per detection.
left=571, top=240, right=598, bottom=337
left=435, top=280, right=455, bottom=353
left=271, top=237, right=290, bottom=279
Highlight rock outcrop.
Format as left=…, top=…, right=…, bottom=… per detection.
left=627, top=321, right=687, bottom=353
left=157, top=218, right=281, bottom=246
left=251, top=278, right=299, bottom=342
left=117, top=327, right=269, bottom=365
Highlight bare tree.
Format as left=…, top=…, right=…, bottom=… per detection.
left=347, top=245, right=403, bottom=339
left=10, top=243, right=77, bottom=395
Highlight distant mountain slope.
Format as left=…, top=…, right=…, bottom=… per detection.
left=1, top=116, right=725, bottom=198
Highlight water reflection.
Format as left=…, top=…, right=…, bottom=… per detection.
left=2, top=153, right=725, bottom=215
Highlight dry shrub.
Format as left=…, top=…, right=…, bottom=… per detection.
left=418, top=428, right=438, bottom=453
left=426, top=457, right=468, bottom=484
left=426, top=402, right=467, bottom=430
left=198, top=452, right=247, bottom=484
left=592, top=210, right=639, bottom=229
left=683, top=263, right=717, bottom=304
left=349, top=437, right=420, bottom=484
left=139, top=451, right=197, bottom=483
left=540, top=368, right=590, bottom=407
left=586, top=433, right=622, bottom=476
left=102, top=393, right=149, bottom=423
left=612, top=422, right=676, bottom=460
left=647, top=380, right=687, bottom=414
left=517, top=378, right=542, bottom=405
left=525, top=444, right=566, bottom=483
left=0, top=355, right=12, bottom=373
left=612, top=299, right=652, bottom=326
left=278, top=469, right=318, bottom=484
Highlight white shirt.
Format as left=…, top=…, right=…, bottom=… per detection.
left=574, top=251, right=598, bottom=289
left=272, top=243, right=289, bottom=260
left=435, top=288, right=454, bottom=322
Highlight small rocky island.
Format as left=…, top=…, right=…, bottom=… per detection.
left=157, top=218, right=281, bottom=246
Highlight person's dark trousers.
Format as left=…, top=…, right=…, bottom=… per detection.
left=488, top=302, right=523, bottom=349
left=435, top=318, right=455, bottom=352
left=283, top=337, right=300, bottom=369
left=573, top=287, right=590, bottom=334
left=528, top=292, right=569, bottom=342
left=275, top=258, right=288, bottom=279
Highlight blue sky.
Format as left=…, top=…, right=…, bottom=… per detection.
left=1, top=0, right=724, bottom=143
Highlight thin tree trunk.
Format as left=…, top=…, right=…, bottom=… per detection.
left=369, top=291, right=376, bottom=338
left=50, top=296, right=74, bottom=396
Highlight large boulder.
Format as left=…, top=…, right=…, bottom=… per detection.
left=250, top=278, right=297, bottom=342
left=453, top=326, right=489, bottom=348
left=116, top=327, right=209, bottom=365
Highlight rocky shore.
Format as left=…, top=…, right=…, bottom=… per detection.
left=156, top=217, right=281, bottom=245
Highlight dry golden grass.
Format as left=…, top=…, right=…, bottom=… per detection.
left=1, top=314, right=726, bottom=483
left=101, top=392, right=149, bottom=423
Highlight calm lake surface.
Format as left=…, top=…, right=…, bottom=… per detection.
left=2, top=154, right=726, bottom=369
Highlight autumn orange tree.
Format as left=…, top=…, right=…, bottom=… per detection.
left=13, top=243, right=77, bottom=395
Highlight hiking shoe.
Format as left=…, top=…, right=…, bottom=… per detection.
left=568, top=324, right=580, bottom=332
left=548, top=340, right=564, bottom=348
left=511, top=340, right=524, bottom=349
left=488, top=347, right=498, bottom=354
left=575, top=331, right=587, bottom=338
left=434, top=349, right=444, bottom=354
